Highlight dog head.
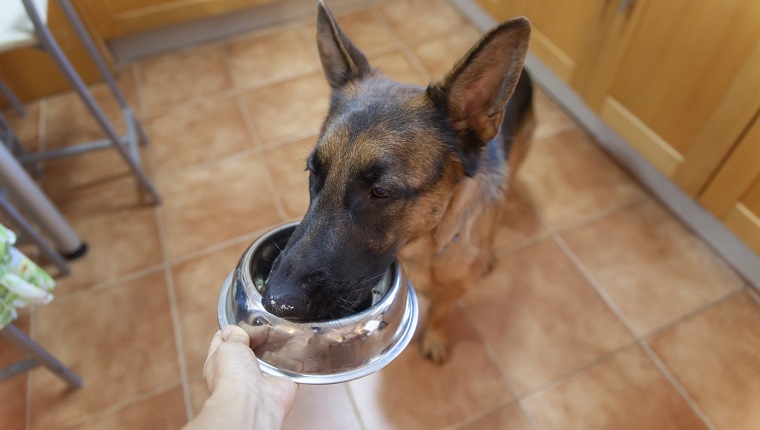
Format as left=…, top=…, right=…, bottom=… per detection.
left=262, top=2, right=530, bottom=321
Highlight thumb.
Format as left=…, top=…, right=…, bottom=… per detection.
left=221, top=325, right=251, bottom=346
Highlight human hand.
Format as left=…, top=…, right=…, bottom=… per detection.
left=184, top=325, right=298, bottom=430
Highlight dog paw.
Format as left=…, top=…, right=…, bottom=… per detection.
left=421, top=330, right=448, bottom=364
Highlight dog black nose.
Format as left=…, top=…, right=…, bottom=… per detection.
left=261, top=289, right=308, bottom=320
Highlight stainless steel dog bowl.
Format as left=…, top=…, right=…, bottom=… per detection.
left=217, top=221, right=418, bottom=384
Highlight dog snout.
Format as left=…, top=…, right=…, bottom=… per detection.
left=261, top=287, right=309, bottom=320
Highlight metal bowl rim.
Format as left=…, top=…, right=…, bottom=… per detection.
left=216, top=221, right=420, bottom=384
left=217, top=271, right=419, bottom=384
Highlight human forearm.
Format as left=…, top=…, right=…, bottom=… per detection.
left=183, top=387, right=285, bottom=430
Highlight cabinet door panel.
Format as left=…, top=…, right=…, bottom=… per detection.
left=477, top=0, right=606, bottom=83
left=700, top=113, right=760, bottom=255
left=598, top=0, right=760, bottom=185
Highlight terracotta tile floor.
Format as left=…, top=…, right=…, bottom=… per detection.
left=1, top=1, right=759, bottom=429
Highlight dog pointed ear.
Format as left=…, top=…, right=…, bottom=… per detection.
left=430, top=17, right=530, bottom=175
left=316, top=1, right=372, bottom=88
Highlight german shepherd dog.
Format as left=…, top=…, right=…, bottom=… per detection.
left=263, top=1, right=534, bottom=363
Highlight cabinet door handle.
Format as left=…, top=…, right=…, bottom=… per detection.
left=617, top=0, right=636, bottom=14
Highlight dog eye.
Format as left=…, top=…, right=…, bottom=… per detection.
left=370, top=187, right=390, bottom=199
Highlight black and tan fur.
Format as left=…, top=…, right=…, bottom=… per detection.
left=262, top=1, right=534, bottom=363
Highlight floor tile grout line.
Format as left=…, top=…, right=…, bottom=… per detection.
left=141, top=67, right=324, bottom=118
left=508, top=173, right=637, bottom=240
left=217, top=34, right=239, bottom=94
left=551, top=195, right=648, bottom=236
left=149, top=127, right=320, bottom=183
left=153, top=144, right=262, bottom=179
left=235, top=93, right=290, bottom=222
left=520, top=339, right=639, bottom=400
left=47, top=221, right=281, bottom=306
left=518, top=341, right=639, bottom=404
left=516, top=170, right=640, bottom=336
left=294, top=21, right=323, bottom=66
left=342, top=384, right=368, bottom=430
left=639, top=342, right=718, bottom=430
left=457, top=301, right=542, bottom=430
left=373, top=0, right=480, bottom=51
left=486, top=150, right=744, bottom=430
left=136, top=8, right=473, bottom=120
left=548, top=226, right=638, bottom=339
left=48, top=263, right=167, bottom=304
left=641, top=287, right=745, bottom=341
left=40, top=124, right=318, bottom=214
left=512, top=175, right=720, bottom=429
left=49, top=381, right=185, bottom=430
left=366, top=43, right=408, bottom=60
left=493, top=232, right=552, bottom=258
left=532, top=121, right=577, bottom=142
left=145, top=110, right=194, bottom=423
left=142, top=86, right=241, bottom=118
left=552, top=231, right=636, bottom=332
left=167, top=226, right=270, bottom=266
left=552, top=230, right=720, bottom=430
left=331, top=0, right=386, bottom=20
left=155, top=206, right=194, bottom=423
left=445, top=398, right=520, bottom=430
left=167, top=214, right=299, bottom=266
left=369, top=6, right=433, bottom=83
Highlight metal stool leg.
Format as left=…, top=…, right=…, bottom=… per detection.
left=0, top=111, right=43, bottom=177
left=57, top=0, right=151, bottom=147
left=0, top=140, right=85, bottom=258
left=0, top=79, right=27, bottom=117
left=0, top=194, right=70, bottom=275
left=0, top=324, right=82, bottom=388
left=20, top=0, right=161, bottom=204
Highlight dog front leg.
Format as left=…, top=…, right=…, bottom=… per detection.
left=421, top=281, right=470, bottom=364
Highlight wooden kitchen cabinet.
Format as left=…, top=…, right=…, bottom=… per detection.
left=700, top=114, right=760, bottom=255
left=75, top=0, right=276, bottom=40
left=480, top=0, right=760, bottom=195
left=591, top=0, right=760, bottom=194
left=476, top=0, right=608, bottom=85
left=476, top=0, right=760, bottom=255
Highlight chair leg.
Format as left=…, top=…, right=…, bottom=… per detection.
left=0, top=79, right=27, bottom=117
left=0, top=324, right=82, bottom=389
left=20, top=0, right=161, bottom=204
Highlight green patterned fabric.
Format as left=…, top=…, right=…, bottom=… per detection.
left=0, top=223, right=55, bottom=328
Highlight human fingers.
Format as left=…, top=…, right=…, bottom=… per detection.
left=221, top=325, right=251, bottom=346
left=206, top=330, right=224, bottom=359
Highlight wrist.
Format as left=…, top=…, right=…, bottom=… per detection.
left=204, top=385, right=286, bottom=429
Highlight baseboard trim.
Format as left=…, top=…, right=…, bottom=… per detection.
left=451, top=0, right=760, bottom=290
left=109, top=0, right=376, bottom=63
